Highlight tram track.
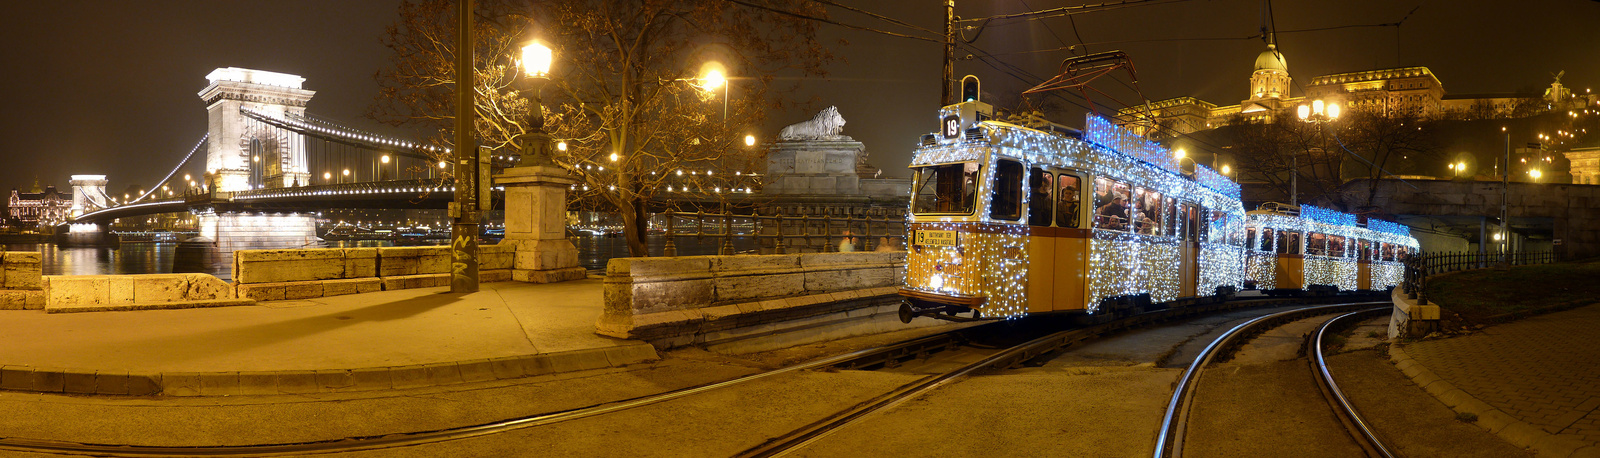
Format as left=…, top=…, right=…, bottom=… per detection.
left=1151, top=302, right=1394, bottom=458
left=0, top=295, right=1371, bottom=457
left=731, top=296, right=1383, bottom=458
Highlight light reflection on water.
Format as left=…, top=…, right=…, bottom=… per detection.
left=4, top=236, right=753, bottom=277
left=1, top=242, right=191, bottom=277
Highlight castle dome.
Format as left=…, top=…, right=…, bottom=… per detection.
left=1254, top=44, right=1287, bottom=73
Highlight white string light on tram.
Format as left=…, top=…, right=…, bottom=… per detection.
left=908, top=115, right=1247, bottom=317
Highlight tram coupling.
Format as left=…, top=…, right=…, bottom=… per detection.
left=898, top=298, right=984, bottom=323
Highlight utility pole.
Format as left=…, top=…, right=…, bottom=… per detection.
left=942, top=0, right=955, bottom=106
left=451, top=0, right=481, bottom=293
left=1500, top=127, right=1510, bottom=268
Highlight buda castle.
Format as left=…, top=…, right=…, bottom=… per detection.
left=1115, top=39, right=1594, bottom=138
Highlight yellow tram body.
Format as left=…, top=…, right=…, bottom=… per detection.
left=1242, top=203, right=1419, bottom=294
left=899, top=107, right=1246, bottom=319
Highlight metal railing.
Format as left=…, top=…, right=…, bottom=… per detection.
left=1402, top=250, right=1560, bottom=305
left=660, top=207, right=906, bottom=256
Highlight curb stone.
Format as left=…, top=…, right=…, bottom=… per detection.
left=0, top=342, right=658, bottom=398
left=1391, top=344, right=1598, bottom=457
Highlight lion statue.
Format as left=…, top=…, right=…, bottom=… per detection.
left=779, top=106, right=848, bottom=141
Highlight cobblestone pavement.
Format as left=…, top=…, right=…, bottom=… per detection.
left=1405, top=303, right=1600, bottom=445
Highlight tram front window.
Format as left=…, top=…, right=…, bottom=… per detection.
left=912, top=162, right=980, bottom=215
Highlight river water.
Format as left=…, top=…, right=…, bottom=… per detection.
left=4, top=235, right=761, bottom=278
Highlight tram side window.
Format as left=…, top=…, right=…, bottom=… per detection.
left=1093, top=177, right=1131, bottom=231
left=989, top=160, right=1024, bottom=220
left=1277, top=231, right=1302, bottom=255
left=1184, top=204, right=1201, bottom=242
left=1057, top=174, right=1081, bottom=228
left=1162, top=197, right=1177, bottom=237
left=1133, top=188, right=1163, bottom=235
left=1261, top=228, right=1275, bottom=251
left=1027, top=168, right=1053, bottom=226
left=1382, top=243, right=1396, bottom=262
left=1208, top=210, right=1231, bottom=245
left=1246, top=228, right=1256, bottom=250
left=1329, top=235, right=1347, bottom=257
left=911, top=162, right=980, bottom=215
left=1307, top=233, right=1328, bottom=256
left=1359, top=239, right=1372, bottom=260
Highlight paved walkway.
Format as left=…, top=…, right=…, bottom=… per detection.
left=0, top=278, right=655, bottom=396
left=1400, top=303, right=1600, bottom=456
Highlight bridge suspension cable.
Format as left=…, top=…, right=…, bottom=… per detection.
left=134, top=133, right=208, bottom=203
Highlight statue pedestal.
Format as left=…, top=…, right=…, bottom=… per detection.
left=496, top=165, right=586, bottom=284
left=763, top=139, right=866, bottom=195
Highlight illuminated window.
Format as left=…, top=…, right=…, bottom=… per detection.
left=988, top=159, right=1024, bottom=221
left=1027, top=167, right=1052, bottom=227
left=911, top=162, right=980, bottom=215
left=1093, top=176, right=1131, bottom=231
left=1056, top=174, right=1081, bottom=228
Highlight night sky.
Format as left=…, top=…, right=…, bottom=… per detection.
left=1, top=0, right=1596, bottom=193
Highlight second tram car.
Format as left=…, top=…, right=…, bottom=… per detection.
left=1242, top=203, right=1419, bottom=295
left=898, top=101, right=1248, bottom=322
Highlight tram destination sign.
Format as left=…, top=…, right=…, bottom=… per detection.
left=915, top=229, right=959, bottom=248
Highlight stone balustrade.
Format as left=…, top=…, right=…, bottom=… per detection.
left=597, top=251, right=907, bottom=347
left=1, top=252, right=45, bottom=310
left=233, top=244, right=514, bottom=301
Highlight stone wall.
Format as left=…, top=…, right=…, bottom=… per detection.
left=45, top=274, right=239, bottom=313
left=233, top=244, right=514, bottom=301
left=0, top=252, right=45, bottom=310
left=1345, top=179, right=1600, bottom=259
left=597, top=251, right=907, bottom=347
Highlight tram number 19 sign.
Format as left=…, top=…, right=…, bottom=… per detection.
left=941, top=115, right=961, bottom=139
left=915, top=229, right=958, bottom=248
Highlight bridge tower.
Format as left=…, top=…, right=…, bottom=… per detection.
left=190, top=68, right=319, bottom=261
left=69, top=174, right=108, bottom=218
left=199, top=68, right=315, bottom=191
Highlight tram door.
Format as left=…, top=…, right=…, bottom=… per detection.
left=1025, top=167, right=1056, bottom=313
left=1052, top=171, right=1088, bottom=312
left=1179, top=203, right=1200, bottom=297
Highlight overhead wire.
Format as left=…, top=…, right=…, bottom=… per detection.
left=723, top=0, right=940, bottom=43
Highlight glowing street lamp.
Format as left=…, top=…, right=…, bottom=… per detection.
left=744, top=134, right=757, bottom=147
left=1294, top=99, right=1341, bottom=206
left=517, top=39, right=556, bottom=167
left=702, top=64, right=730, bottom=122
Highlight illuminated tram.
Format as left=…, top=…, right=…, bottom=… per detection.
left=898, top=100, right=1247, bottom=322
left=1242, top=203, right=1419, bottom=295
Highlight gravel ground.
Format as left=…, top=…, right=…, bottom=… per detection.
left=1187, top=358, right=1363, bottom=458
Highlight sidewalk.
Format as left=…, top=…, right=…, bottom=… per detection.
left=0, top=278, right=656, bottom=396
left=1392, top=303, right=1600, bottom=457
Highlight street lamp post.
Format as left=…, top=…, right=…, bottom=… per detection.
left=1295, top=99, right=1341, bottom=207
left=702, top=68, right=728, bottom=123
left=450, top=0, right=481, bottom=293
left=1500, top=127, right=1509, bottom=268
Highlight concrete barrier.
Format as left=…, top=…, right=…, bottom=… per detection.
left=233, top=244, right=515, bottom=301
left=597, top=251, right=909, bottom=348
left=1388, top=287, right=1440, bottom=339
left=1, top=252, right=45, bottom=310
left=44, top=274, right=245, bottom=313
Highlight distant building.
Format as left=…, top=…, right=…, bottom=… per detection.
left=1564, top=144, right=1600, bottom=185
left=9, top=184, right=72, bottom=227
left=1117, top=39, right=1596, bottom=138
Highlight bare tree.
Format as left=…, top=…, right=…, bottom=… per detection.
left=1223, top=107, right=1438, bottom=209
left=370, top=0, right=835, bottom=256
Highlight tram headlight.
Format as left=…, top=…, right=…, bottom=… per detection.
left=929, top=274, right=945, bottom=290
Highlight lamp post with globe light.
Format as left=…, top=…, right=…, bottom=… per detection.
left=492, top=38, right=586, bottom=284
